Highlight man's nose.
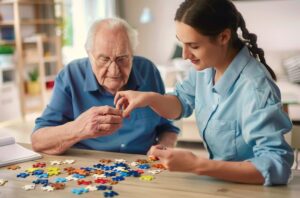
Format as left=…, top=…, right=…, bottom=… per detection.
left=108, top=61, right=121, bottom=76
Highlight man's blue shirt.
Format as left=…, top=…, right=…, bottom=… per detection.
left=170, top=46, right=294, bottom=186
left=34, top=56, right=179, bottom=154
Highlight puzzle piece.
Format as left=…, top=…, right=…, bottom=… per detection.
left=72, top=173, right=86, bottom=179
left=130, top=162, right=139, bottom=167
left=7, top=165, right=21, bottom=170
left=37, top=173, right=49, bottom=178
left=114, top=167, right=127, bottom=172
left=66, top=175, right=79, bottom=181
left=148, top=170, right=162, bottom=175
left=0, top=179, right=8, bottom=186
left=152, top=163, right=166, bottom=170
left=136, top=169, right=144, bottom=174
left=73, top=169, right=89, bottom=176
left=138, top=164, right=150, bottom=169
left=71, top=187, right=89, bottom=195
left=46, top=167, right=61, bottom=176
left=148, top=155, right=159, bottom=162
left=22, top=184, right=36, bottom=191
left=25, top=168, right=39, bottom=173
left=135, top=159, right=149, bottom=164
left=41, top=185, right=54, bottom=192
left=104, top=190, right=119, bottom=197
left=32, top=179, right=49, bottom=186
left=63, top=159, right=75, bottom=164
left=85, top=185, right=98, bottom=192
left=96, top=185, right=112, bottom=191
left=114, top=159, right=126, bottom=163
left=92, top=174, right=106, bottom=179
left=17, top=172, right=30, bottom=178
left=105, top=172, right=116, bottom=177
left=77, top=179, right=92, bottom=185
left=32, top=162, right=46, bottom=168
left=51, top=183, right=65, bottom=190
left=140, top=175, right=155, bottom=181
left=92, top=169, right=104, bottom=175
left=109, top=181, right=118, bottom=185
left=64, top=167, right=76, bottom=175
left=50, top=160, right=62, bottom=165
left=94, top=178, right=110, bottom=184
left=111, top=176, right=124, bottom=182
left=54, top=177, right=67, bottom=183
left=99, top=159, right=112, bottom=164
left=32, top=169, right=44, bottom=175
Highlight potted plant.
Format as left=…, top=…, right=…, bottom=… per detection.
left=26, top=68, right=40, bottom=95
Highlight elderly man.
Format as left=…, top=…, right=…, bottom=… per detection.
left=31, top=18, right=179, bottom=155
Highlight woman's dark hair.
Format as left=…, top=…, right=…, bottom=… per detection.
left=175, top=0, right=276, bottom=81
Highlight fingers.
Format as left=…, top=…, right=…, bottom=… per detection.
left=97, top=123, right=122, bottom=133
left=114, top=91, right=125, bottom=106
left=115, top=97, right=128, bottom=110
left=122, top=103, right=135, bottom=118
left=151, top=145, right=169, bottom=159
left=97, top=115, right=122, bottom=124
left=94, top=106, right=122, bottom=116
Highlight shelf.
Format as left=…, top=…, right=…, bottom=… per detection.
left=45, top=75, right=56, bottom=82
left=0, top=0, right=62, bottom=120
left=0, top=19, right=58, bottom=26
left=21, top=19, right=58, bottom=25
left=24, top=55, right=58, bottom=64
left=23, top=37, right=57, bottom=44
left=0, top=40, right=15, bottom=45
left=0, top=0, right=56, bottom=5
left=0, top=21, right=14, bottom=26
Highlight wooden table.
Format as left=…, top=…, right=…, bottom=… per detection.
left=0, top=145, right=300, bottom=198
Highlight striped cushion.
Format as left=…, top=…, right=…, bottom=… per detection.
left=283, top=56, right=300, bottom=84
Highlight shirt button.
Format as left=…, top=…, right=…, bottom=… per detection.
left=120, top=144, right=126, bottom=148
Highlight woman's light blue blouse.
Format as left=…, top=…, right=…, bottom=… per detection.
left=169, top=46, right=294, bottom=186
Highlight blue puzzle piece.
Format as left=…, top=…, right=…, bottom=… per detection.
left=17, top=172, right=30, bottom=178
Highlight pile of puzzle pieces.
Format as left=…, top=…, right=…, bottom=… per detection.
left=1, top=156, right=166, bottom=197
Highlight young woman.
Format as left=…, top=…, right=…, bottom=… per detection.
left=114, top=0, right=293, bottom=186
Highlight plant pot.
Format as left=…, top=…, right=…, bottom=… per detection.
left=26, top=81, right=40, bottom=95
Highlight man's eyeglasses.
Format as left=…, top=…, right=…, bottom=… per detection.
left=92, top=54, right=131, bottom=68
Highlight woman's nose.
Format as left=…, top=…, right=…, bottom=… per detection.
left=182, top=45, right=191, bottom=60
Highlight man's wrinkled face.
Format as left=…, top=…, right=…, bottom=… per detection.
left=89, top=25, right=133, bottom=95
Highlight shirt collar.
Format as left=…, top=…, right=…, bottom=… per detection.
left=213, top=46, right=251, bottom=96
left=124, top=64, right=145, bottom=90
left=84, top=59, right=100, bottom=92
left=83, top=56, right=145, bottom=93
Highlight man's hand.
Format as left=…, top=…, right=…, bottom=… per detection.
left=73, top=106, right=123, bottom=140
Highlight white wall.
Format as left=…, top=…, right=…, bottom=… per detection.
left=122, top=0, right=182, bottom=65
left=122, top=0, right=300, bottom=77
left=235, top=0, right=300, bottom=77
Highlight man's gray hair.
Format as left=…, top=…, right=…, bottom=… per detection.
left=85, top=17, right=139, bottom=52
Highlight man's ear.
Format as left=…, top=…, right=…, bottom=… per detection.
left=218, top=28, right=231, bottom=45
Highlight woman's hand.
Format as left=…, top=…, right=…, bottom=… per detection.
left=114, top=91, right=153, bottom=117
left=149, top=145, right=206, bottom=173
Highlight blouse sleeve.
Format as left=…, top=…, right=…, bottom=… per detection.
left=241, top=78, right=294, bottom=186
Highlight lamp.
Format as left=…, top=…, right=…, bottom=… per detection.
left=139, top=7, right=152, bottom=24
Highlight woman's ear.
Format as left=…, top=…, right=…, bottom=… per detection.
left=218, top=28, right=231, bottom=45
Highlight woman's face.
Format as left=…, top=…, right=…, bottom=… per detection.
left=175, top=21, right=227, bottom=71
